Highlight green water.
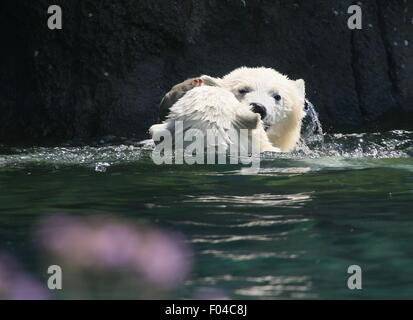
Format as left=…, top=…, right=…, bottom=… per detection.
left=1, top=131, right=413, bottom=299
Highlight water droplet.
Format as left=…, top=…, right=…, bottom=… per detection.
left=95, top=162, right=110, bottom=173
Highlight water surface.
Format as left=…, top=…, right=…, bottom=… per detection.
left=0, top=131, right=412, bottom=299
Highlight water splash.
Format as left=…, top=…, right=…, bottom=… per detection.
left=297, top=130, right=413, bottom=159
left=0, top=131, right=411, bottom=170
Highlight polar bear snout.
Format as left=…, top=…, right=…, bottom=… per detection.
left=250, top=103, right=267, bottom=120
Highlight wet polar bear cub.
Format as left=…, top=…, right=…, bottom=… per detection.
left=150, top=67, right=306, bottom=153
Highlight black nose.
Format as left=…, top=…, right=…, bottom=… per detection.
left=250, top=103, right=267, bottom=119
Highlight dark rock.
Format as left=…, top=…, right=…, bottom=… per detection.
left=376, top=0, right=413, bottom=112
left=0, top=0, right=411, bottom=144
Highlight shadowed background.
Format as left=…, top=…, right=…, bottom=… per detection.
left=0, top=0, right=412, bottom=144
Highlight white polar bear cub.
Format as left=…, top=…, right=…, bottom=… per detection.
left=150, top=67, right=306, bottom=153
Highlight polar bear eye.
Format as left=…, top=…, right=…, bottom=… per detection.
left=274, top=94, right=282, bottom=101
left=238, top=88, right=250, bottom=95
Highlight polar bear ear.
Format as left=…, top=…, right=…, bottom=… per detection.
left=295, top=79, right=306, bottom=99
left=200, top=75, right=224, bottom=87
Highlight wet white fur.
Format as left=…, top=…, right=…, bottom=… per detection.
left=150, top=67, right=306, bottom=152
left=202, top=67, right=306, bottom=152
left=150, top=85, right=277, bottom=152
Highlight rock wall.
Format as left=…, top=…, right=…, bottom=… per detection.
left=0, top=0, right=412, bottom=143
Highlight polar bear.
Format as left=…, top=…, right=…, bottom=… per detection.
left=150, top=67, right=306, bottom=152
left=159, top=77, right=321, bottom=142
left=150, top=85, right=277, bottom=153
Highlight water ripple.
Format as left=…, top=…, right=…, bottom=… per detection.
left=200, top=250, right=299, bottom=261
left=184, top=193, right=312, bottom=208
left=190, top=235, right=275, bottom=244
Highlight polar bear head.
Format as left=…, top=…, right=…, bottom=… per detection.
left=201, top=67, right=306, bottom=152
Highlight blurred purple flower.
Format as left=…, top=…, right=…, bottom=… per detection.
left=134, top=230, right=191, bottom=288
left=8, top=274, right=49, bottom=300
left=37, top=215, right=192, bottom=289
left=0, top=253, right=49, bottom=300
